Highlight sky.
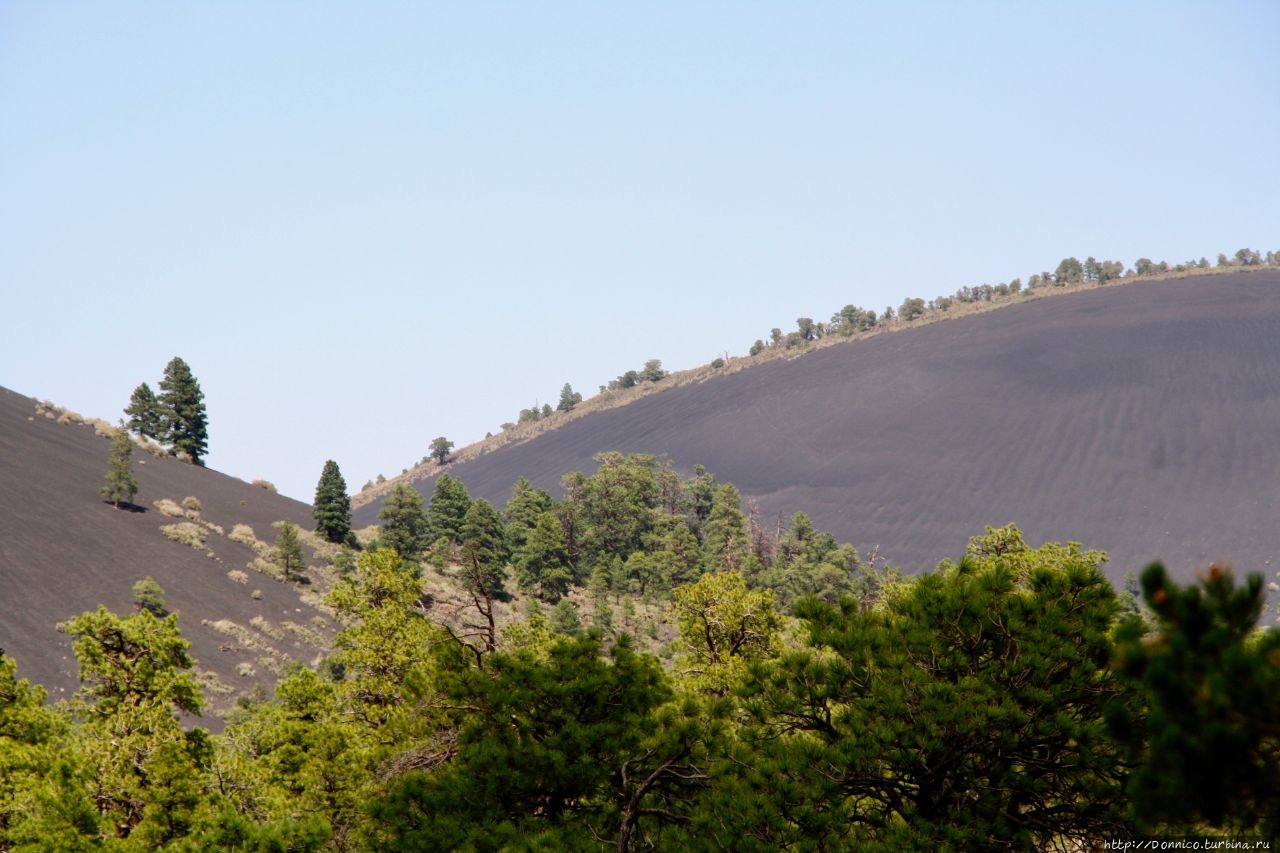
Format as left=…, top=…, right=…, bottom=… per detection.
left=3, top=2, right=1277, bottom=502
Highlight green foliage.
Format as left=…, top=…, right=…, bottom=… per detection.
left=556, top=382, right=582, bottom=412
left=158, top=356, right=209, bottom=464
left=1111, top=563, right=1280, bottom=837
left=672, top=571, right=780, bottom=696
left=728, top=525, right=1134, bottom=849
left=124, top=382, right=164, bottom=440
left=312, top=459, right=352, bottom=544
left=326, top=548, right=438, bottom=727
left=100, top=425, right=139, bottom=507
left=272, top=520, right=306, bottom=581
left=378, top=483, right=429, bottom=559
left=1055, top=255, right=1084, bottom=284
left=428, top=436, right=453, bottom=465
left=641, top=358, right=666, bottom=382
left=132, top=576, right=167, bottom=616
left=425, top=473, right=471, bottom=545
left=515, top=511, right=573, bottom=602
left=369, top=634, right=693, bottom=852
left=899, top=296, right=926, bottom=320
left=703, top=483, right=747, bottom=572
left=55, top=606, right=205, bottom=843
left=0, top=652, right=69, bottom=848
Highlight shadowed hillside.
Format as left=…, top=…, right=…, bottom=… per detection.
left=358, top=270, right=1280, bottom=587
left=0, top=388, right=336, bottom=716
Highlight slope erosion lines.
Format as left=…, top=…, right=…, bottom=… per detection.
left=358, top=271, right=1280, bottom=585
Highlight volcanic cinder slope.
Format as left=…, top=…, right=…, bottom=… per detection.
left=359, top=270, right=1280, bottom=586
left=0, top=388, right=334, bottom=714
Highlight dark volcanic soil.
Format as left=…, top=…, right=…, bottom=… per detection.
left=359, top=271, right=1280, bottom=589
left=0, top=388, right=331, bottom=715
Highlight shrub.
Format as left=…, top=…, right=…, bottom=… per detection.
left=204, top=522, right=225, bottom=537
left=229, top=524, right=258, bottom=546
left=237, top=662, right=255, bottom=677
left=154, top=498, right=186, bottom=518
left=250, top=616, right=285, bottom=641
left=160, top=522, right=206, bottom=550
left=251, top=589, right=263, bottom=600
left=711, top=357, right=726, bottom=369
left=227, top=569, right=249, bottom=584
left=182, top=495, right=202, bottom=513
left=251, top=479, right=277, bottom=493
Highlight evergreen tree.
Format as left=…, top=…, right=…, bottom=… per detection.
left=312, top=460, right=352, bottom=544
left=428, top=436, right=454, bottom=465
left=273, top=521, right=306, bottom=581
left=377, top=484, right=429, bottom=559
left=131, top=576, right=168, bottom=617
left=502, top=478, right=553, bottom=552
left=426, top=473, right=472, bottom=545
left=124, top=382, right=164, bottom=439
left=703, top=483, right=747, bottom=572
left=100, top=426, right=139, bottom=507
left=158, top=356, right=209, bottom=464
left=369, top=635, right=677, bottom=851
left=57, top=606, right=203, bottom=842
left=514, top=511, right=573, bottom=601
left=556, top=382, right=582, bottom=412
left=455, top=498, right=509, bottom=662
left=727, top=525, right=1135, bottom=849
left=1111, top=563, right=1280, bottom=837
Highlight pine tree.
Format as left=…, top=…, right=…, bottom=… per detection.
left=312, top=460, right=352, bottom=544
left=556, top=382, right=582, bottom=412
left=428, top=436, right=454, bottom=465
left=157, top=357, right=208, bottom=464
left=273, top=521, right=306, bottom=581
left=124, top=383, right=164, bottom=440
left=426, top=473, right=472, bottom=545
left=378, top=483, right=429, bottom=559
left=100, top=427, right=139, bottom=508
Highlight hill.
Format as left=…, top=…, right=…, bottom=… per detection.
left=0, top=387, right=338, bottom=717
left=356, top=269, right=1280, bottom=587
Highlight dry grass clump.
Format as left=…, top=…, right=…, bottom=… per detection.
left=160, top=522, right=207, bottom=550
left=196, top=669, right=235, bottom=696
left=203, top=618, right=280, bottom=656
left=229, top=524, right=258, bottom=546
left=251, top=479, right=277, bottom=493
left=227, top=569, right=249, bottom=584
left=181, top=496, right=202, bottom=519
left=89, top=418, right=117, bottom=437
left=249, top=615, right=285, bottom=641
left=248, top=556, right=284, bottom=580
left=204, top=522, right=225, bottom=537
left=236, top=662, right=255, bottom=677
left=154, top=498, right=186, bottom=518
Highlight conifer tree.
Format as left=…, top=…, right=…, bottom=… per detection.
left=378, top=483, right=429, bottom=559
left=124, top=382, right=164, bottom=440
left=426, top=473, right=472, bottom=545
left=428, top=436, right=454, bottom=465
left=556, top=382, right=582, bottom=412
left=312, top=460, right=352, bottom=544
left=157, top=357, right=209, bottom=464
left=273, top=521, right=306, bottom=581
left=101, top=426, right=139, bottom=508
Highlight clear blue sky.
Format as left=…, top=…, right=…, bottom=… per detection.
left=3, top=2, right=1277, bottom=501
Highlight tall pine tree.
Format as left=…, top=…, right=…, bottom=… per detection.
left=124, top=383, right=164, bottom=440
left=157, top=357, right=208, bottom=464
left=312, top=460, right=352, bottom=544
